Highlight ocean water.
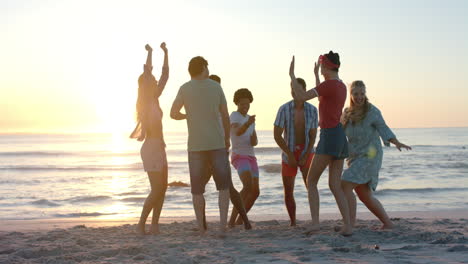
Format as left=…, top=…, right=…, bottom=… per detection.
left=0, top=128, right=467, bottom=221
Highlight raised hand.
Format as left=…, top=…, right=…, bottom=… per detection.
left=289, top=56, right=296, bottom=78
left=145, top=44, right=153, bottom=52
left=314, top=60, right=320, bottom=76
left=160, top=42, right=167, bottom=53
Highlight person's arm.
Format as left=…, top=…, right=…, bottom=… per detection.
left=250, top=129, right=258, bottom=146
left=274, top=126, right=296, bottom=167
left=233, top=115, right=255, bottom=136
left=155, top=42, right=169, bottom=98
left=170, top=88, right=186, bottom=120
left=373, top=108, right=411, bottom=151
left=314, top=60, right=320, bottom=87
left=220, top=103, right=231, bottom=150
left=289, top=56, right=318, bottom=101
left=299, top=128, right=317, bottom=166
left=388, top=138, right=411, bottom=151
left=143, top=44, right=153, bottom=75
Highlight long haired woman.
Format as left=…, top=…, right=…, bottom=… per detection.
left=130, top=43, right=169, bottom=235
left=341, top=80, right=411, bottom=230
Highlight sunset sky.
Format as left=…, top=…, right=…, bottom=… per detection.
left=1, top=0, right=467, bottom=134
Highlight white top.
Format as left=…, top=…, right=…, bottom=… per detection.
left=230, top=111, right=255, bottom=156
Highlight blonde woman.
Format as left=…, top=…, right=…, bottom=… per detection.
left=341, top=80, right=411, bottom=230
left=130, top=43, right=169, bottom=235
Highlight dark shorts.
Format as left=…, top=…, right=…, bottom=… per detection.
left=188, top=148, right=232, bottom=194
left=316, top=123, right=349, bottom=160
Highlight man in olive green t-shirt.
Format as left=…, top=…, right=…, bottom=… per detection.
left=170, top=56, right=231, bottom=235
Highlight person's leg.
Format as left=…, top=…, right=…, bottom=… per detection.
left=282, top=174, right=297, bottom=226
left=137, top=170, right=165, bottom=235
left=192, top=193, right=206, bottom=234
left=210, top=149, right=232, bottom=234
left=231, top=170, right=252, bottom=225
left=245, top=177, right=260, bottom=213
left=328, top=159, right=352, bottom=236
left=300, top=152, right=314, bottom=188
left=202, top=168, right=213, bottom=231
left=306, top=154, right=333, bottom=230
left=218, top=188, right=230, bottom=233
left=228, top=183, right=252, bottom=229
left=355, top=184, right=393, bottom=229
left=202, top=200, right=207, bottom=231
left=244, top=158, right=260, bottom=214
left=149, top=165, right=168, bottom=234
left=234, top=177, right=259, bottom=227
left=188, top=151, right=209, bottom=235
left=341, top=180, right=358, bottom=228
left=234, top=157, right=260, bottom=226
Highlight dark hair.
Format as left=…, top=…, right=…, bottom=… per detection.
left=324, top=51, right=340, bottom=72
left=209, top=74, right=221, bottom=84
left=188, top=56, right=208, bottom=77
left=233, top=88, right=253, bottom=105
left=296, top=78, right=306, bottom=90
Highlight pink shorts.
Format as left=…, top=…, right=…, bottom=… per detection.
left=140, top=138, right=167, bottom=172
left=231, top=154, right=259, bottom=178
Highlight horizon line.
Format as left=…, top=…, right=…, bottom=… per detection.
left=1, top=126, right=468, bottom=135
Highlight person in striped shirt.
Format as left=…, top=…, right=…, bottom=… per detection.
left=274, top=78, right=318, bottom=226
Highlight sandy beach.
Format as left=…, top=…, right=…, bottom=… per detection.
left=1, top=210, right=467, bottom=264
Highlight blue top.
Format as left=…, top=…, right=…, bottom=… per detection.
left=342, top=104, right=396, bottom=191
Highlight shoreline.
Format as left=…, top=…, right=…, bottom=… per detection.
left=2, top=208, right=466, bottom=232
left=1, top=210, right=467, bottom=264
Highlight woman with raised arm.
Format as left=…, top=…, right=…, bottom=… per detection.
left=289, top=52, right=352, bottom=236
left=130, top=42, right=169, bottom=235
left=341, top=80, right=411, bottom=230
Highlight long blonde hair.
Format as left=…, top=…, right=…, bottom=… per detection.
left=130, top=73, right=157, bottom=140
left=136, top=74, right=157, bottom=122
left=341, top=80, right=370, bottom=127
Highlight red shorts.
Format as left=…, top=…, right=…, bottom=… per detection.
left=281, top=144, right=314, bottom=177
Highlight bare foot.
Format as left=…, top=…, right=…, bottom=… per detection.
left=228, top=219, right=236, bottom=228
left=216, top=232, right=227, bottom=239
left=244, top=221, right=252, bottom=230
left=216, top=226, right=228, bottom=238
left=304, top=224, right=320, bottom=235
left=149, top=225, right=160, bottom=235
left=203, top=214, right=207, bottom=231
left=199, top=229, right=207, bottom=236
left=136, top=223, right=146, bottom=235
left=381, top=222, right=394, bottom=230
left=339, top=225, right=353, bottom=237
left=290, top=220, right=296, bottom=227
left=334, top=222, right=361, bottom=232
